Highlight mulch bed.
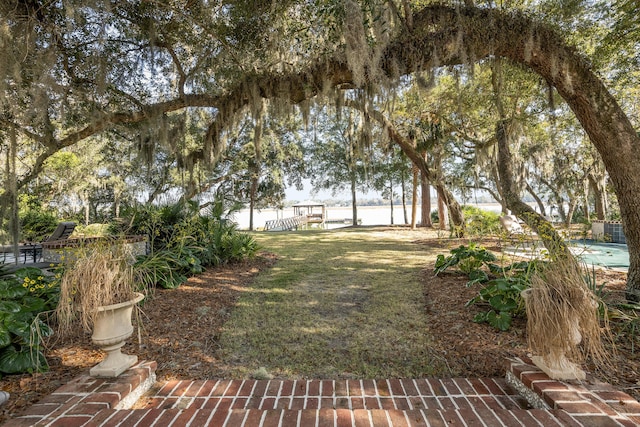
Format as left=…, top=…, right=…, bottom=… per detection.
left=1, top=240, right=639, bottom=424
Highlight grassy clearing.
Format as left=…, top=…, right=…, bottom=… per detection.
left=218, top=227, right=448, bottom=379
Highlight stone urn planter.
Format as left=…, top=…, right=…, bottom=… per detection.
left=55, top=241, right=147, bottom=378
left=90, top=292, right=145, bottom=377
left=521, top=289, right=586, bottom=380
left=521, top=257, right=607, bottom=382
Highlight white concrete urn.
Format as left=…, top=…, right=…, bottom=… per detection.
left=90, top=292, right=144, bottom=377
left=521, top=289, right=586, bottom=381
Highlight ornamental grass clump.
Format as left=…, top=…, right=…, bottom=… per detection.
left=56, top=242, right=140, bottom=335
left=525, top=257, right=611, bottom=375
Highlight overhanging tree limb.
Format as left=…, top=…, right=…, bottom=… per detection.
left=5, top=4, right=640, bottom=295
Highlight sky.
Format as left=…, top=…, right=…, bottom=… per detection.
left=284, top=179, right=376, bottom=202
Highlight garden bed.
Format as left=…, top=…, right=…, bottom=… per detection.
left=1, top=230, right=638, bottom=424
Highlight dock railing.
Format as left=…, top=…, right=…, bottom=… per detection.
left=264, top=215, right=308, bottom=231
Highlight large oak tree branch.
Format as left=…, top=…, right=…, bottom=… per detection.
left=7, top=4, right=640, bottom=294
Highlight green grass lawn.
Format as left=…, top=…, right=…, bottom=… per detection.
left=218, top=227, right=448, bottom=379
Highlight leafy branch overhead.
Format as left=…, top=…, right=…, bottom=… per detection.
left=2, top=1, right=640, bottom=297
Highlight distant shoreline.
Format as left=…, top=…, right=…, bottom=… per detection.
left=231, top=203, right=529, bottom=230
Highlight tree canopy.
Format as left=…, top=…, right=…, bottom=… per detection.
left=2, top=1, right=640, bottom=296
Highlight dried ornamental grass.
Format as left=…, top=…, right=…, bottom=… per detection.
left=525, top=257, right=611, bottom=369
left=56, top=242, right=138, bottom=334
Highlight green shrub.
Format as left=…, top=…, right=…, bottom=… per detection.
left=434, top=243, right=497, bottom=278
left=0, top=265, right=58, bottom=375
left=124, top=200, right=260, bottom=289
left=135, top=251, right=188, bottom=289
left=462, top=206, right=501, bottom=236
left=222, top=232, right=260, bottom=263
left=19, top=210, right=59, bottom=242
left=430, top=209, right=439, bottom=224
left=467, top=275, right=530, bottom=331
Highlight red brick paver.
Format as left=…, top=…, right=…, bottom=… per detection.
left=5, top=358, right=640, bottom=426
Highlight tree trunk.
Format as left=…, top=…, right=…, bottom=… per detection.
left=0, top=142, right=8, bottom=239
left=401, top=169, right=409, bottom=225
left=389, top=182, right=394, bottom=225
left=526, top=182, right=547, bottom=216
left=555, top=195, right=567, bottom=224
left=490, top=168, right=508, bottom=214
left=435, top=183, right=465, bottom=236
left=249, top=176, right=257, bottom=231
left=496, top=120, right=572, bottom=260
left=420, top=170, right=432, bottom=227
left=114, top=190, right=121, bottom=218
left=351, top=175, right=358, bottom=226
left=411, top=168, right=418, bottom=229
left=589, top=174, right=606, bottom=220
left=565, top=197, right=578, bottom=227
left=9, top=129, right=19, bottom=263
left=82, top=192, right=90, bottom=226
left=437, top=192, right=448, bottom=230
left=582, top=178, right=590, bottom=222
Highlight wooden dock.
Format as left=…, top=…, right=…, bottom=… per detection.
left=264, top=215, right=308, bottom=231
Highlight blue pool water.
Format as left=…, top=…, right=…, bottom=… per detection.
left=569, top=240, right=629, bottom=270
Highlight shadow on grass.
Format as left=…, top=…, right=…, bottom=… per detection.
left=217, top=228, right=450, bottom=379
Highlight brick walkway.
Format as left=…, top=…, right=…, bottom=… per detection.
left=4, top=358, right=640, bottom=426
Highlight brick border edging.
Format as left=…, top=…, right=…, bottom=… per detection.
left=507, top=356, right=640, bottom=426
left=3, top=361, right=156, bottom=427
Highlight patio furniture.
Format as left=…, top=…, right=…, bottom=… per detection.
left=18, top=222, right=76, bottom=263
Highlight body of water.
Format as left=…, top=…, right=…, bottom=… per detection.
left=230, top=203, right=515, bottom=230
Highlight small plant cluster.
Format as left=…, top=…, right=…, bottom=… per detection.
left=435, top=243, right=544, bottom=331
left=112, top=200, right=260, bottom=289
left=0, top=265, right=59, bottom=375
left=462, top=206, right=502, bottom=237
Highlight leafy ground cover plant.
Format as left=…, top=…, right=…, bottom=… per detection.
left=434, top=243, right=497, bottom=278
left=435, top=244, right=544, bottom=331
left=0, top=265, right=58, bottom=375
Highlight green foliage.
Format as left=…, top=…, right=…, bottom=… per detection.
left=222, top=231, right=261, bottom=263
left=135, top=250, right=188, bottom=290
left=462, top=206, right=502, bottom=236
left=434, top=243, right=497, bottom=277
left=0, top=265, right=58, bottom=375
left=19, top=210, right=59, bottom=242
left=467, top=277, right=529, bottom=331
left=430, top=209, right=439, bottom=224
left=123, top=201, right=260, bottom=289
left=435, top=244, right=544, bottom=331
